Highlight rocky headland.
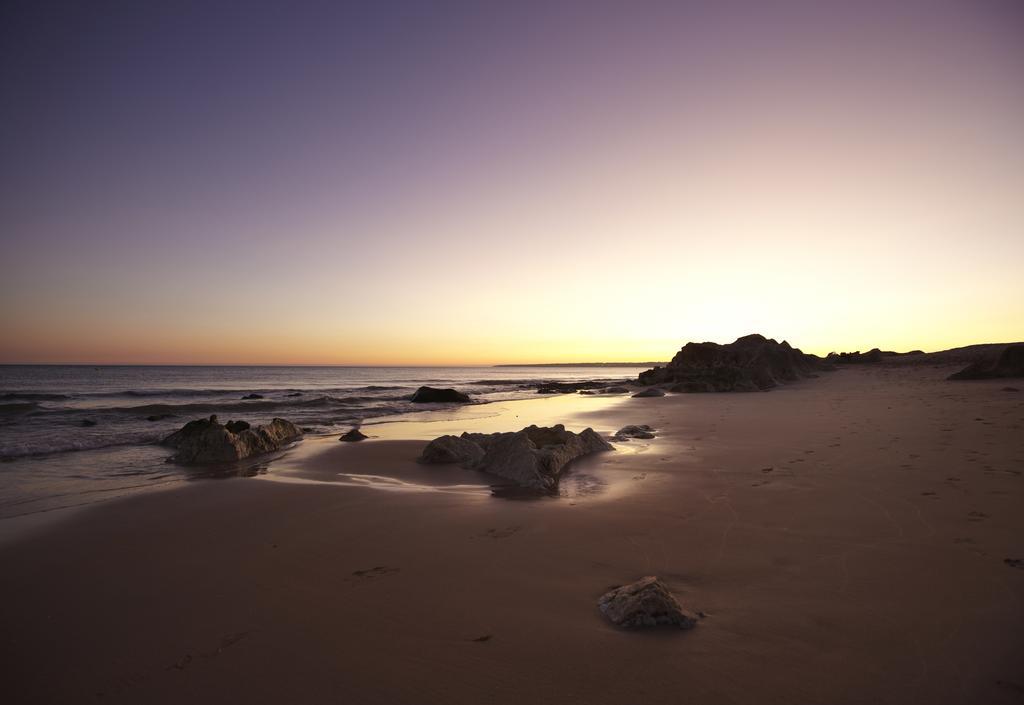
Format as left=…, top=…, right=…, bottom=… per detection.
left=638, top=334, right=829, bottom=392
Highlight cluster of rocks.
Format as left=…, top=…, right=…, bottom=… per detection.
left=418, top=424, right=613, bottom=491
left=638, top=334, right=829, bottom=393
left=161, top=415, right=302, bottom=464
left=598, top=576, right=698, bottom=629
left=948, top=344, right=1024, bottom=380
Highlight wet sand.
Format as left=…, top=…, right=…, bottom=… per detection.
left=2, top=366, right=1023, bottom=704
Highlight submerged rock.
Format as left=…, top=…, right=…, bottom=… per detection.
left=419, top=424, right=613, bottom=491
left=598, top=576, right=697, bottom=629
left=410, top=386, right=472, bottom=404
left=613, top=424, right=655, bottom=441
left=339, top=428, right=368, bottom=442
left=241, top=394, right=264, bottom=400
left=632, top=388, right=666, bottom=398
left=639, top=334, right=829, bottom=393
left=948, top=345, right=1024, bottom=380
left=162, top=415, right=302, bottom=464
left=79, top=419, right=97, bottom=427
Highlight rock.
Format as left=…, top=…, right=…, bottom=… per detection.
left=613, top=424, right=655, bottom=440
left=79, top=419, right=97, bottom=427
left=632, top=388, right=666, bottom=398
left=418, top=435, right=486, bottom=465
left=419, top=425, right=613, bottom=491
left=146, top=414, right=175, bottom=422
left=409, top=386, right=472, bottom=404
left=161, top=415, right=302, bottom=464
left=286, top=392, right=303, bottom=397
left=534, top=381, right=608, bottom=394
left=598, top=576, right=697, bottom=629
left=948, top=345, right=1024, bottom=380
left=602, top=386, right=630, bottom=394
left=826, top=349, right=924, bottom=364
left=339, top=428, right=368, bottom=442
left=241, top=393, right=264, bottom=400
left=640, top=334, right=829, bottom=393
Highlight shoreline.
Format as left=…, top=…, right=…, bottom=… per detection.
left=2, top=365, right=1022, bottom=704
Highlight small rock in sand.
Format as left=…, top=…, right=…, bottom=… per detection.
left=339, top=428, right=368, bottom=442
left=598, top=576, right=698, bottom=629
left=613, top=425, right=656, bottom=440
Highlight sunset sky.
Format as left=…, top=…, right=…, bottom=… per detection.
left=1, top=1, right=1022, bottom=365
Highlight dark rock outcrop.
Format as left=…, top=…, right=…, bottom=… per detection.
left=598, top=576, right=698, bottom=629
left=161, top=415, right=302, bottom=464
left=419, top=424, right=613, bottom=491
left=339, top=428, right=368, bottom=442
left=417, top=434, right=486, bottom=465
left=640, top=334, right=828, bottom=392
left=410, top=386, right=472, bottom=404
left=948, top=345, right=1024, bottom=380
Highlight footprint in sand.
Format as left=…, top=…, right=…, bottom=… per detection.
left=967, top=511, right=990, bottom=522
left=1005, top=559, right=1024, bottom=570
left=482, top=526, right=520, bottom=539
left=169, top=632, right=249, bottom=671
left=350, top=566, right=399, bottom=581
left=471, top=634, right=493, bottom=642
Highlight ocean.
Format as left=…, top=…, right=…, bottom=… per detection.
left=0, top=365, right=646, bottom=520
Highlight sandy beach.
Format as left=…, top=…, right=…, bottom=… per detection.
left=2, top=365, right=1022, bottom=704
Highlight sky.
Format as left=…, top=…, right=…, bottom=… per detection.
left=1, top=0, right=1022, bottom=365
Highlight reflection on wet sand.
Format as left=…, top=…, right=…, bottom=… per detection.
left=263, top=393, right=662, bottom=501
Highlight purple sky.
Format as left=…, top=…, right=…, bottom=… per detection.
left=2, top=1, right=1022, bottom=363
